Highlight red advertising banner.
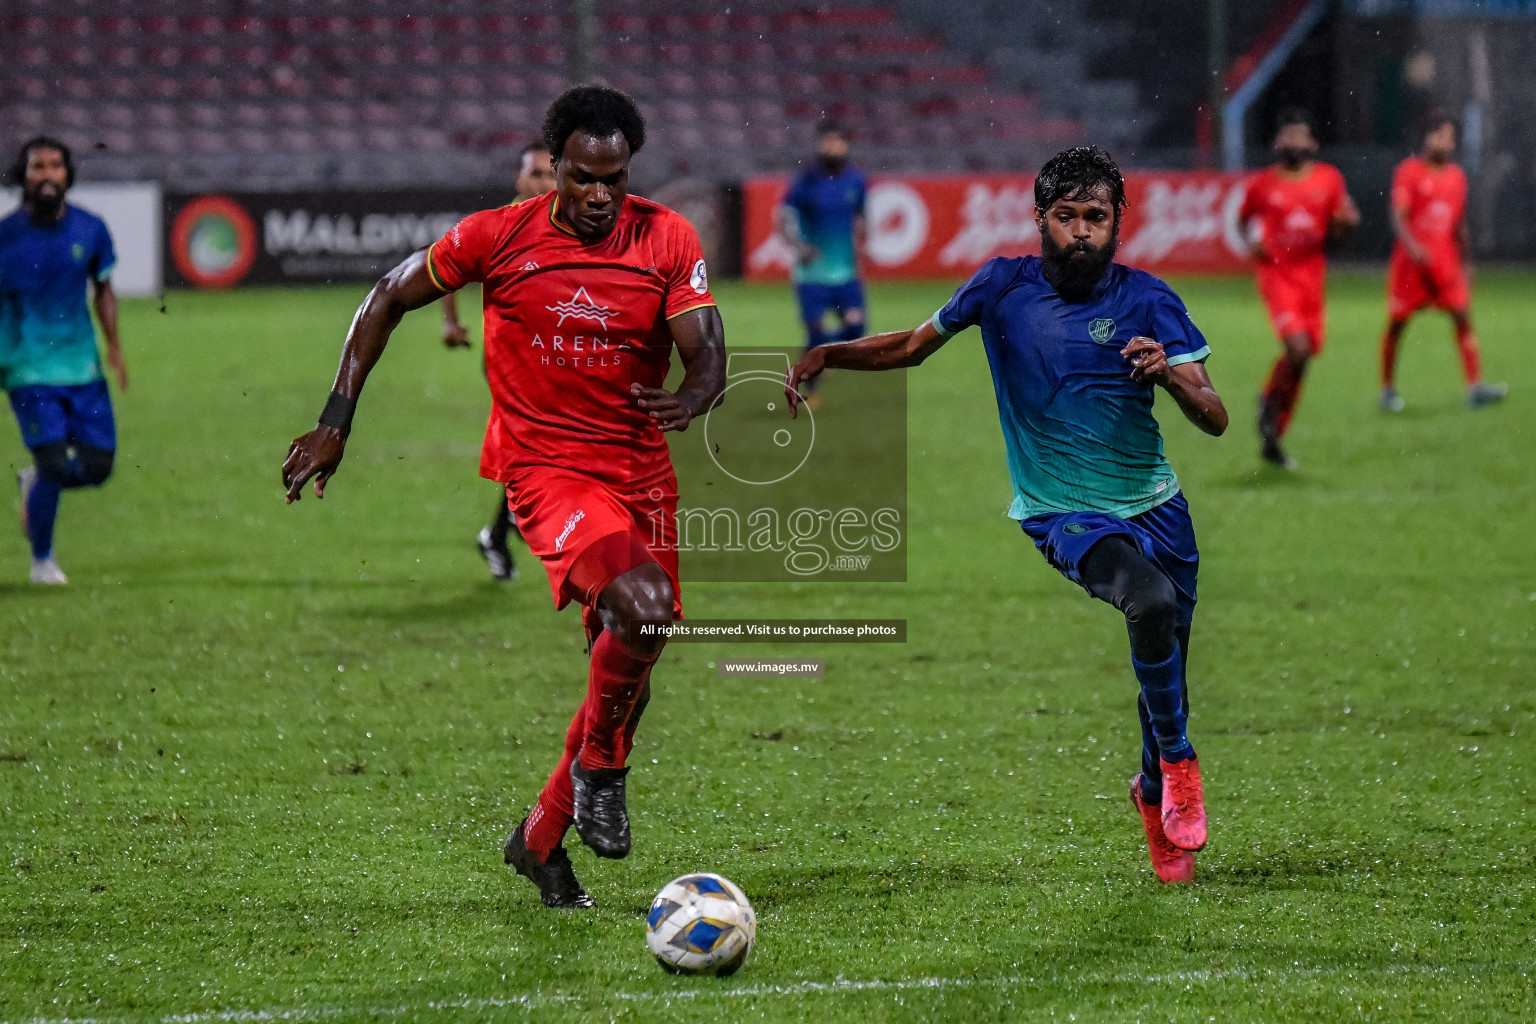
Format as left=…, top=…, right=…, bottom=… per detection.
left=743, top=171, right=1253, bottom=280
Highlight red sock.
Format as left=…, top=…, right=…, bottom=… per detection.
left=524, top=700, right=586, bottom=862
left=1262, top=357, right=1306, bottom=437
left=577, top=631, right=659, bottom=770
left=1381, top=328, right=1401, bottom=387
left=1455, top=321, right=1481, bottom=384
left=522, top=632, right=660, bottom=861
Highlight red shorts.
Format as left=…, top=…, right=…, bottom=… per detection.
left=1388, top=245, right=1469, bottom=319
left=506, top=465, right=681, bottom=615
left=1256, top=260, right=1327, bottom=353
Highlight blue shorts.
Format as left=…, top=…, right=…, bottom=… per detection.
left=8, top=380, right=117, bottom=452
left=796, top=280, right=866, bottom=337
left=1019, top=491, right=1199, bottom=626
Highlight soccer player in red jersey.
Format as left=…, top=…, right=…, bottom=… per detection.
left=283, top=87, right=726, bottom=909
left=1239, top=109, right=1360, bottom=470
left=1379, top=110, right=1507, bottom=412
left=438, top=141, right=557, bottom=582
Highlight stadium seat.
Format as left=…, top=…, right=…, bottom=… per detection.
left=0, top=0, right=1068, bottom=188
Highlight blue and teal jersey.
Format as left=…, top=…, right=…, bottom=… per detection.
left=0, top=204, right=116, bottom=390
left=934, top=255, right=1211, bottom=521
left=782, top=166, right=866, bottom=286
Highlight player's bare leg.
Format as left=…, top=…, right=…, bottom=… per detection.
left=1451, top=310, right=1508, bottom=408
left=1379, top=318, right=1408, bottom=411
left=1258, top=332, right=1309, bottom=470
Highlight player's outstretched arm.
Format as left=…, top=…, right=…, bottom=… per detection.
left=784, top=317, right=948, bottom=418
left=1121, top=337, right=1227, bottom=437
left=282, top=249, right=444, bottom=503
left=631, top=305, right=727, bottom=433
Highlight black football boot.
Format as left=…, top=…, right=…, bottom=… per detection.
left=570, top=764, right=632, bottom=859
left=503, top=817, right=594, bottom=909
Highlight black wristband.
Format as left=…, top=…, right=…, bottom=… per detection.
left=318, top=391, right=356, bottom=432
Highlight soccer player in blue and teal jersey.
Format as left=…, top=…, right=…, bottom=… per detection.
left=778, top=123, right=867, bottom=398
left=787, top=147, right=1229, bottom=884
left=0, top=137, right=127, bottom=585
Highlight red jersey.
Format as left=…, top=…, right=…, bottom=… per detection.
left=427, top=192, right=716, bottom=488
left=1239, top=162, right=1348, bottom=267
left=1391, top=156, right=1466, bottom=251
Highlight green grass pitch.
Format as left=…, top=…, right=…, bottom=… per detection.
left=2, top=270, right=1532, bottom=1022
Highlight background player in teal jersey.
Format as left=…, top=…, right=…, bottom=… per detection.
left=787, top=147, right=1229, bottom=885
left=0, top=137, right=126, bottom=585
left=777, top=123, right=867, bottom=403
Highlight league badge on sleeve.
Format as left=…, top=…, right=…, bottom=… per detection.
left=690, top=259, right=708, bottom=294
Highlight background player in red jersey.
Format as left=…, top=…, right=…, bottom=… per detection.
left=1239, top=109, right=1360, bottom=470
left=1379, top=110, right=1507, bottom=412
left=282, top=86, right=726, bottom=910
left=438, top=141, right=557, bottom=582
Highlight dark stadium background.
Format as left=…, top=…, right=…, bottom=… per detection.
left=7, top=0, right=1536, bottom=297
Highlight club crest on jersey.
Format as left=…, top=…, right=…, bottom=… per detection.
left=1089, top=318, right=1116, bottom=344
left=547, top=286, right=618, bottom=328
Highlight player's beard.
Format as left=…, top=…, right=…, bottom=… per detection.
left=1040, top=227, right=1118, bottom=302
left=24, top=181, right=65, bottom=221
left=1278, top=146, right=1312, bottom=170
left=817, top=154, right=847, bottom=175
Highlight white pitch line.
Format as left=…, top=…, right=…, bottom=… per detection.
left=6, top=962, right=1515, bottom=1024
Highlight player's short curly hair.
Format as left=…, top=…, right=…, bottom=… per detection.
left=543, top=86, right=646, bottom=160
left=1274, top=106, right=1313, bottom=136
left=5, top=135, right=75, bottom=189
left=1420, top=106, right=1455, bottom=138
left=1033, top=146, right=1126, bottom=218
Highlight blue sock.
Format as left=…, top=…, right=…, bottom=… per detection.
left=27, top=474, right=62, bottom=560
left=1135, top=691, right=1162, bottom=804
left=1133, top=644, right=1195, bottom=764
left=837, top=318, right=864, bottom=342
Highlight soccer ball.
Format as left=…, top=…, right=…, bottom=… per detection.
left=645, top=873, right=756, bottom=976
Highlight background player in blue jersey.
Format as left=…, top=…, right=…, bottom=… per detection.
left=0, top=137, right=126, bottom=585
left=777, top=123, right=867, bottom=403
left=787, top=147, right=1229, bottom=885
